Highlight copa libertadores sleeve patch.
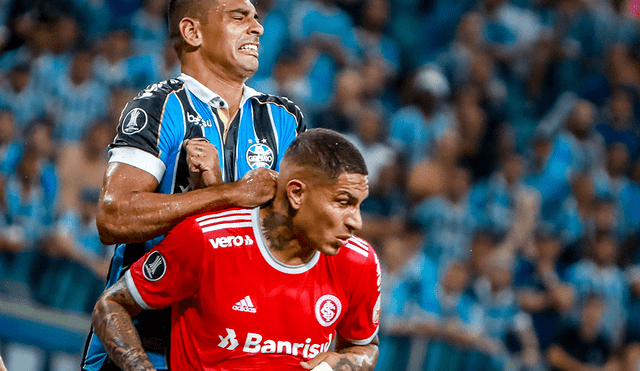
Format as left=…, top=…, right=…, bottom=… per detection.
left=143, top=251, right=167, bottom=281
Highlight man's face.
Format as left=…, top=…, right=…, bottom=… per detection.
left=200, top=0, right=264, bottom=79
left=295, top=173, right=369, bottom=256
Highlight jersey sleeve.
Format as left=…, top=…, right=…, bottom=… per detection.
left=125, top=218, right=204, bottom=310
left=335, top=242, right=381, bottom=345
left=108, top=83, right=186, bottom=183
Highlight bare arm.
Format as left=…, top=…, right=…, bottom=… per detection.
left=300, top=334, right=379, bottom=371
left=92, top=277, right=155, bottom=371
left=97, top=162, right=277, bottom=245
left=548, top=344, right=590, bottom=371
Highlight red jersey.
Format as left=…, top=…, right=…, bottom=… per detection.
left=126, top=208, right=381, bottom=371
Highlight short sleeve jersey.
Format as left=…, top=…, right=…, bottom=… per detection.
left=109, top=73, right=305, bottom=193
left=126, top=208, right=381, bottom=371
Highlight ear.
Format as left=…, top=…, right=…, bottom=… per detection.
left=179, top=18, right=203, bottom=48
left=286, top=179, right=305, bottom=211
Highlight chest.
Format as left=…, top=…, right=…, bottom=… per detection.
left=191, top=242, right=348, bottom=358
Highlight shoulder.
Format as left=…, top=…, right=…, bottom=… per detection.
left=250, top=93, right=306, bottom=133
left=186, top=208, right=255, bottom=234
left=338, top=236, right=380, bottom=273
left=252, top=94, right=304, bottom=117
left=121, top=79, right=187, bottom=117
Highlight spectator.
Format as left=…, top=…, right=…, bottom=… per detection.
left=34, top=187, right=110, bottom=313
left=473, top=257, right=543, bottom=371
left=47, top=45, right=109, bottom=145
left=592, top=142, right=631, bottom=201
left=624, top=265, right=640, bottom=371
left=354, top=0, right=401, bottom=80
left=251, top=47, right=315, bottom=118
left=390, top=66, right=453, bottom=166
left=437, top=12, right=485, bottom=90
left=567, top=233, right=627, bottom=347
left=412, top=167, right=477, bottom=267
left=407, top=130, right=460, bottom=203
left=345, top=106, right=397, bottom=190
left=313, top=68, right=365, bottom=133
left=0, top=110, right=22, bottom=177
left=547, top=294, right=621, bottom=371
left=416, top=261, right=489, bottom=371
left=376, top=218, right=428, bottom=371
left=251, top=0, right=290, bottom=80
left=129, top=0, right=168, bottom=57
left=289, top=0, right=362, bottom=108
left=57, top=120, right=111, bottom=212
left=93, top=27, right=156, bottom=89
left=153, top=40, right=181, bottom=81
left=0, top=63, right=47, bottom=132
left=596, top=87, right=640, bottom=160
left=514, top=229, right=573, bottom=351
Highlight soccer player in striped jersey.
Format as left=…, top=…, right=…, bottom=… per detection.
left=92, top=129, right=381, bottom=371
left=82, top=0, right=306, bottom=370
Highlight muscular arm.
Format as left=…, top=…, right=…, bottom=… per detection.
left=301, top=334, right=379, bottom=371
left=97, top=162, right=277, bottom=244
left=92, top=277, right=155, bottom=371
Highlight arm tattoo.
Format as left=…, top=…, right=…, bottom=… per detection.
left=92, top=277, right=156, bottom=371
left=334, top=358, right=357, bottom=371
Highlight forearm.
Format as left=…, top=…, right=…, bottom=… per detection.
left=98, top=182, right=241, bottom=244
left=92, top=285, right=155, bottom=371
left=548, top=345, right=587, bottom=371
left=334, top=343, right=379, bottom=371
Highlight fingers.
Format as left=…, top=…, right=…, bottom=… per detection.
left=185, top=139, right=222, bottom=188
left=300, top=352, right=334, bottom=370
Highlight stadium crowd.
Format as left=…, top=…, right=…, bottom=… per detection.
left=0, top=0, right=640, bottom=370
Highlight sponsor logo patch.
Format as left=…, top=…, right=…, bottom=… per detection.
left=315, top=295, right=342, bottom=327
left=246, top=143, right=274, bottom=170
left=142, top=251, right=166, bottom=281
left=122, top=108, right=148, bottom=134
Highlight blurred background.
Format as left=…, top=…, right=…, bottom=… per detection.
left=0, top=0, right=639, bottom=370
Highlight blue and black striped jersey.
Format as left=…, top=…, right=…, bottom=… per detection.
left=82, top=74, right=305, bottom=371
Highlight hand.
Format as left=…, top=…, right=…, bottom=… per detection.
left=301, top=352, right=355, bottom=371
left=185, top=138, right=222, bottom=188
left=232, top=168, right=278, bottom=208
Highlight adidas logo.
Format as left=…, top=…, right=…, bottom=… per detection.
left=232, top=296, right=256, bottom=313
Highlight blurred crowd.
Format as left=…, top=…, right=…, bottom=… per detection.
left=1, top=0, right=640, bottom=370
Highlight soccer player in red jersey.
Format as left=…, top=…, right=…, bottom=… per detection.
left=92, top=128, right=381, bottom=371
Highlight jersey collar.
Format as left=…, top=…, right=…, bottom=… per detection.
left=178, top=73, right=261, bottom=109
left=251, top=207, right=321, bottom=274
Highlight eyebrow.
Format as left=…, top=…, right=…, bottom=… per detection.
left=228, top=8, right=258, bottom=19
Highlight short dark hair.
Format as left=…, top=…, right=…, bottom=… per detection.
left=283, top=128, right=368, bottom=181
left=167, top=0, right=216, bottom=55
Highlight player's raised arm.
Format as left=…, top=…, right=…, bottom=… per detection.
left=92, top=277, right=156, bottom=371
left=300, top=334, right=379, bottom=371
left=97, top=159, right=277, bottom=245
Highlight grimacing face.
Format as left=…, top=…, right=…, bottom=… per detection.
left=294, top=173, right=369, bottom=256
left=199, top=0, right=264, bottom=79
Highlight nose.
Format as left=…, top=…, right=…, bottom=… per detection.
left=250, top=17, right=264, bottom=36
left=345, top=208, right=363, bottom=233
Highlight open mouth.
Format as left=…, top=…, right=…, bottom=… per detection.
left=239, top=43, right=259, bottom=57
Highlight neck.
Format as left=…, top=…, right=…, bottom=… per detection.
left=259, top=205, right=315, bottom=266
left=182, top=61, right=246, bottom=115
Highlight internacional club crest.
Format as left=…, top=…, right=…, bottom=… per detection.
left=315, top=295, right=342, bottom=327
left=246, top=143, right=275, bottom=170
left=142, top=251, right=166, bottom=281
left=122, top=108, right=148, bottom=134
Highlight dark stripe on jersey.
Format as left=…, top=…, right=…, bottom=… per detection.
left=251, top=98, right=278, bottom=168
left=254, top=95, right=305, bottom=135
left=171, top=88, right=208, bottom=194
left=222, top=113, right=241, bottom=183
